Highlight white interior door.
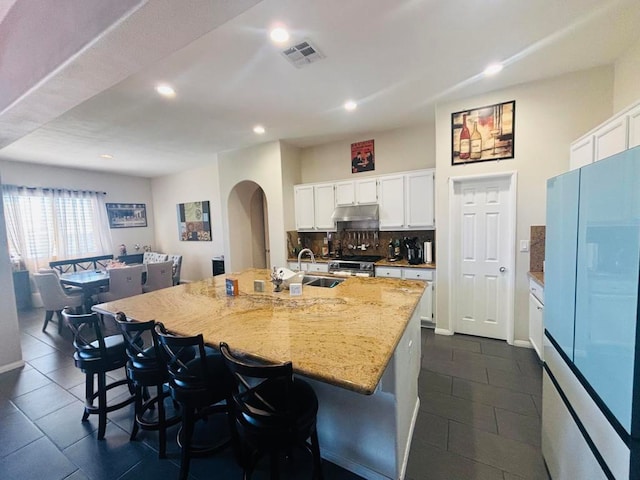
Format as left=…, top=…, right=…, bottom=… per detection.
left=451, top=175, right=515, bottom=340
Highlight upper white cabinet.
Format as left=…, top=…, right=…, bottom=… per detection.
left=569, top=136, right=594, bottom=171
left=294, top=183, right=336, bottom=232
left=335, top=178, right=378, bottom=206
left=379, top=169, right=435, bottom=230
left=405, top=170, right=435, bottom=229
left=295, top=168, right=435, bottom=232
left=628, top=103, right=640, bottom=149
left=569, top=99, right=640, bottom=170
left=593, top=114, right=628, bottom=161
left=294, top=185, right=315, bottom=230
left=378, top=175, right=405, bottom=229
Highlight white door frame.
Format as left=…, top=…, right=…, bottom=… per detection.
left=447, top=171, right=517, bottom=345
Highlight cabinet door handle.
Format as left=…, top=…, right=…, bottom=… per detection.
left=537, top=306, right=543, bottom=311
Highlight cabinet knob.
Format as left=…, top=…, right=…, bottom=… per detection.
left=499, top=267, right=506, bottom=273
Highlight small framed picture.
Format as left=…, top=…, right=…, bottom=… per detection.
left=289, top=283, right=303, bottom=296
left=351, top=139, right=375, bottom=173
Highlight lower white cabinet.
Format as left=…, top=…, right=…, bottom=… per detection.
left=306, top=263, right=329, bottom=273
left=528, top=278, right=544, bottom=361
left=375, top=266, right=435, bottom=325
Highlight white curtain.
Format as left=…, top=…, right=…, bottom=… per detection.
left=2, top=185, right=113, bottom=273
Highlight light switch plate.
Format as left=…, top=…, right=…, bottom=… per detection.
left=520, top=240, right=530, bottom=252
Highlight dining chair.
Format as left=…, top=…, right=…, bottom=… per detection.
left=219, top=342, right=323, bottom=480
left=97, top=265, right=144, bottom=302
left=114, top=312, right=180, bottom=458
left=155, top=323, right=235, bottom=480
left=143, top=260, right=174, bottom=293
left=63, top=308, right=135, bottom=440
left=38, top=267, right=83, bottom=295
left=33, top=272, right=84, bottom=333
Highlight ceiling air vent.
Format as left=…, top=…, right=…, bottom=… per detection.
left=281, top=40, right=324, bottom=68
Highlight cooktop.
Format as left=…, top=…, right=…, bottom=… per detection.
left=334, top=255, right=383, bottom=262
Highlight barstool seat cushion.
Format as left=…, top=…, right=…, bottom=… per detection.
left=76, top=334, right=127, bottom=360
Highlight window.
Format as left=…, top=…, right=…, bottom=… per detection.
left=2, top=185, right=111, bottom=271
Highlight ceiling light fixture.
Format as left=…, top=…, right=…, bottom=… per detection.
left=99, top=154, right=113, bottom=159
left=253, top=125, right=266, bottom=134
left=155, top=84, right=176, bottom=98
left=483, top=63, right=504, bottom=76
left=270, top=27, right=289, bottom=44
left=344, top=100, right=357, bottom=111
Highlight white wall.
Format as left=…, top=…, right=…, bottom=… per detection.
left=434, top=67, right=614, bottom=342
left=299, top=122, right=435, bottom=184
left=151, top=159, right=224, bottom=282
left=218, top=141, right=288, bottom=272
left=614, top=36, right=640, bottom=112
left=0, top=173, right=23, bottom=373
left=0, top=160, right=155, bottom=257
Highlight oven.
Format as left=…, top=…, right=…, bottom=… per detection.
left=327, top=255, right=382, bottom=277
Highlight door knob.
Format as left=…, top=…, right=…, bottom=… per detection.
left=499, top=267, right=506, bottom=272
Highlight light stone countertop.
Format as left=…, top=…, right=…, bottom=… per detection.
left=528, top=271, right=544, bottom=286
left=289, top=257, right=436, bottom=269
left=93, top=268, right=426, bottom=395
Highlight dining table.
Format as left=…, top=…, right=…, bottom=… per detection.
left=59, top=269, right=111, bottom=312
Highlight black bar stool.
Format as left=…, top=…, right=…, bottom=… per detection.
left=155, top=323, right=236, bottom=480
left=220, top=342, right=323, bottom=480
left=63, top=308, right=135, bottom=440
left=114, top=312, right=181, bottom=458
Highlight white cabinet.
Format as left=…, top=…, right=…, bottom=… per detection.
left=569, top=136, right=594, bottom=170
left=593, top=114, right=628, bottom=161
left=314, top=183, right=336, bottom=230
left=405, top=170, right=435, bottom=228
left=294, top=183, right=335, bottom=232
left=294, top=185, right=315, bottom=230
left=306, top=263, right=329, bottom=273
left=628, top=103, right=640, bottom=149
left=528, top=277, right=544, bottom=361
left=378, top=175, right=405, bottom=229
left=335, top=178, right=378, bottom=206
left=375, top=266, right=436, bottom=324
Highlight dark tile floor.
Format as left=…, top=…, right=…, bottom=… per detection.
left=1, top=308, right=550, bottom=480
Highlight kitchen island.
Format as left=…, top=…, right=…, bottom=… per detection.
left=93, top=268, right=425, bottom=480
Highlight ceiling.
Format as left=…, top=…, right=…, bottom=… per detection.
left=1, top=0, right=640, bottom=178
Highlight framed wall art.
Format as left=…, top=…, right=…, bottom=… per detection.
left=351, top=139, right=375, bottom=173
left=177, top=200, right=211, bottom=241
left=106, top=203, right=148, bottom=228
left=451, top=100, right=515, bottom=165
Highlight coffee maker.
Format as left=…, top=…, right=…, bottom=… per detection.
left=404, top=237, right=423, bottom=265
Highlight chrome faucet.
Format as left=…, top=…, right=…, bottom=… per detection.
left=297, top=248, right=315, bottom=270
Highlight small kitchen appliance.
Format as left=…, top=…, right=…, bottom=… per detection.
left=404, top=237, right=423, bottom=265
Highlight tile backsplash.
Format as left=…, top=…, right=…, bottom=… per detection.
left=287, top=230, right=435, bottom=260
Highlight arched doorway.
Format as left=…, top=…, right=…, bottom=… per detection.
left=227, top=181, right=270, bottom=270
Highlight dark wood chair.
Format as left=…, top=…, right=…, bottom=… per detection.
left=114, top=313, right=180, bottom=458
left=155, top=323, right=235, bottom=480
left=62, top=308, right=135, bottom=440
left=219, top=342, right=323, bottom=480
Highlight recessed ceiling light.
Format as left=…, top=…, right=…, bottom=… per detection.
left=253, top=125, right=266, bottom=134
left=483, top=63, right=503, bottom=76
left=344, top=100, right=357, bottom=111
left=99, top=154, right=113, bottom=159
left=270, top=27, right=289, bottom=44
left=155, top=84, right=176, bottom=98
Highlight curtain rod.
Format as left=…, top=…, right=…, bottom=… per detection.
left=4, top=184, right=106, bottom=195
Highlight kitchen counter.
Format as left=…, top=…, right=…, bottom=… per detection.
left=93, top=268, right=424, bottom=395
left=528, top=271, right=544, bottom=286
left=375, top=258, right=436, bottom=269
left=93, top=268, right=424, bottom=479
left=290, top=256, right=436, bottom=269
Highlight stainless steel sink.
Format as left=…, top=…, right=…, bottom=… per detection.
left=302, top=275, right=344, bottom=288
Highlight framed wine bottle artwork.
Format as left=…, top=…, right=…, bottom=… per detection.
left=451, top=100, right=515, bottom=165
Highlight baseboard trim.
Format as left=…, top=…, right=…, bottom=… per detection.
left=320, top=449, right=391, bottom=480
left=513, top=339, right=532, bottom=349
left=434, top=327, right=453, bottom=336
left=0, top=359, right=25, bottom=374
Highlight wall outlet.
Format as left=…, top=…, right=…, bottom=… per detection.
left=520, top=240, right=530, bottom=252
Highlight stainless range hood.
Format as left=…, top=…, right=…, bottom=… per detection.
left=331, top=204, right=379, bottom=230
